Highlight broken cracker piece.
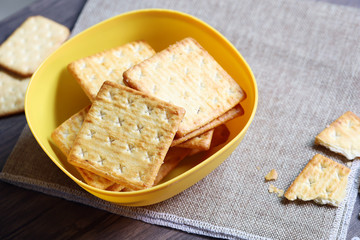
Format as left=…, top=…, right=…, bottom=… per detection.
left=284, top=154, right=350, bottom=207
left=315, top=111, right=360, bottom=160
left=265, top=169, right=278, bottom=181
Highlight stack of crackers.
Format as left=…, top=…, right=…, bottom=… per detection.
left=0, top=16, right=70, bottom=117
left=51, top=37, right=246, bottom=191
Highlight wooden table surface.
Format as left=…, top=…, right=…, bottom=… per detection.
left=0, top=0, right=359, bottom=239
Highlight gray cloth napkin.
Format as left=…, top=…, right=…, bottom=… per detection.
left=1, top=0, right=360, bottom=239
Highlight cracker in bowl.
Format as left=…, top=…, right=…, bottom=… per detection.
left=123, top=37, right=245, bottom=138
left=67, top=81, right=185, bottom=190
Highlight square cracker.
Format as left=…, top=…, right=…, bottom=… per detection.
left=315, top=111, right=360, bottom=160
left=0, top=70, right=30, bottom=117
left=68, top=41, right=155, bottom=101
left=284, top=154, right=350, bottom=207
left=123, top=37, right=245, bottom=137
left=52, top=105, right=188, bottom=190
left=0, top=16, right=69, bottom=76
left=67, top=81, right=185, bottom=190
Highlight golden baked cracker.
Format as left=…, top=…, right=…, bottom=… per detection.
left=0, top=16, right=69, bottom=76
left=68, top=41, right=155, bottom=101
left=0, top=70, right=30, bottom=117
left=284, top=154, right=350, bottom=207
left=51, top=106, right=119, bottom=190
left=171, top=104, right=243, bottom=146
left=123, top=37, right=245, bottom=137
left=315, top=111, right=360, bottom=160
left=68, top=81, right=185, bottom=190
left=51, top=104, right=187, bottom=190
left=176, top=129, right=214, bottom=150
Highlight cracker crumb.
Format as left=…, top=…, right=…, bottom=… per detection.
left=268, top=184, right=284, bottom=197
left=265, top=169, right=278, bottom=181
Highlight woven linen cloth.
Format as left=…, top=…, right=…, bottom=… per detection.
left=1, top=0, right=360, bottom=239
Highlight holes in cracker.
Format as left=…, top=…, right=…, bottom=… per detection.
left=95, top=56, right=105, bottom=64
left=170, top=54, right=177, bottom=62
left=331, top=130, right=341, bottom=140
left=97, top=110, right=106, bottom=120
left=86, top=129, right=96, bottom=139
left=325, top=188, right=332, bottom=195
left=336, top=171, right=343, bottom=181
left=125, top=98, right=134, bottom=107
left=196, top=107, right=202, bottom=115
left=97, top=155, right=105, bottom=166
left=135, top=124, right=144, bottom=134
left=126, top=144, right=135, bottom=153
left=134, top=172, right=143, bottom=182
left=115, top=117, right=124, bottom=127
left=168, top=76, right=174, bottom=84
left=213, top=97, right=219, bottom=104
left=113, top=50, right=123, bottom=58
left=162, top=111, right=170, bottom=123
left=78, top=147, right=87, bottom=158
left=105, top=90, right=115, bottom=101
left=155, top=132, right=163, bottom=142
left=347, top=120, right=354, bottom=128
left=213, top=72, right=221, bottom=81
left=228, top=87, right=235, bottom=95
left=107, top=136, right=115, bottom=145
left=138, top=69, right=144, bottom=79
left=319, top=163, right=327, bottom=171
left=308, top=178, right=315, bottom=186
left=145, top=152, right=154, bottom=163
left=62, top=129, right=70, bottom=139
left=116, top=164, right=124, bottom=174
left=144, top=105, right=153, bottom=116
left=130, top=43, right=142, bottom=53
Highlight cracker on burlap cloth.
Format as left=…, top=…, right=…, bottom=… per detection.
left=1, top=0, right=360, bottom=239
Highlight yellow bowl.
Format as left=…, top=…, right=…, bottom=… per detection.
left=25, top=9, right=258, bottom=206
